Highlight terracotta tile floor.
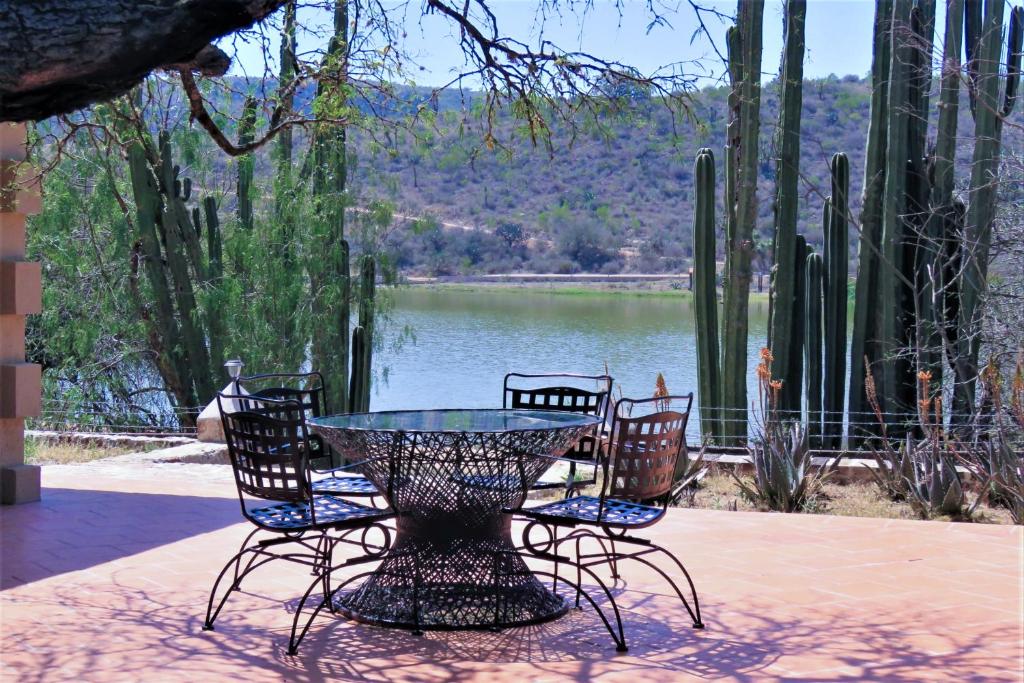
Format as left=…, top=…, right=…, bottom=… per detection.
left=1, top=461, right=1021, bottom=682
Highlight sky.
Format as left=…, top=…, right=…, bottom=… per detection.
left=227, top=0, right=903, bottom=88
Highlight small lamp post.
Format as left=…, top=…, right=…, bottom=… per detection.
left=224, top=359, right=243, bottom=393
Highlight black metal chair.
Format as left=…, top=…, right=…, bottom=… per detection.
left=517, top=394, right=702, bottom=652
left=503, top=372, right=612, bottom=496
left=203, top=393, right=393, bottom=654
left=235, top=371, right=380, bottom=501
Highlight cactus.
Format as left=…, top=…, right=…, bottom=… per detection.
left=349, top=325, right=368, bottom=414
left=848, top=0, right=893, bottom=438
left=768, top=0, right=806, bottom=415
left=692, top=148, right=722, bottom=442
left=348, top=255, right=377, bottom=414
left=126, top=132, right=225, bottom=423
left=920, top=0, right=965, bottom=394
left=352, top=254, right=376, bottom=413
left=824, top=153, right=849, bottom=448
left=236, top=96, right=256, bottom=233
left=955, top=2, right=1022, bottom=419
left=786, top=235, right=807, bottom=414
left=877, top=0, right=916, bottom=423
left=720, top=0, right=764, bottom=445
left=309, top=0, right=358, bottom=414
left=805, top=249, right=824, bottom=447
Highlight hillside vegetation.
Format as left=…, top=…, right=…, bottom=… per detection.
left=340, top=75, right=1022, bottom=276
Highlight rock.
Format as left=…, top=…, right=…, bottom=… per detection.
left=196, top=383, right=247, bottom=443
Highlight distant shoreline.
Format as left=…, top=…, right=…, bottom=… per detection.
left=400, top=274, right=774, bottom=301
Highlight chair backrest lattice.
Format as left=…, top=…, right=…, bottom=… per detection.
left=604, top=394, right=693, bottom=504
left=236, top=371, right=327, bottom=419
left=507, top=386, right=605, bottom=414
left=217, top=394, right=312, bottom=508
left=503, top=373, right=612, bottom=462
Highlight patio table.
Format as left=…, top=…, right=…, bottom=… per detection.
left=309, top=408, right=600, bottom=631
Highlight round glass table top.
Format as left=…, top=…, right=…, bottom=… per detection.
left=309, top=408, right=600, bottom=434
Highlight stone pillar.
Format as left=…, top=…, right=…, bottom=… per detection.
left=0, top=122, right=42, bottom=505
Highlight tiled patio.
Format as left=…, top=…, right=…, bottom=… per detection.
left=1, top=458, right=1021, bottom=682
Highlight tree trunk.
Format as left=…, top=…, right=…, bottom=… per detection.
left=0, top=1, right=286, bottom=121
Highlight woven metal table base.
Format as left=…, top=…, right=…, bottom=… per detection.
left=334, top=518, right=567, bottom=629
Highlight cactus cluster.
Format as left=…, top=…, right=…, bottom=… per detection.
left=127, top=132, right=225, bottom=416
left=849, top=0, right=1022, bottom=436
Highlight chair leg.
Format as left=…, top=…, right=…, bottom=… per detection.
left=574, top=535, right=584, bottom=608
left=532, top=567, right=628, bottom=653
left=288, top=567, right=333, bottom=655
left=231, top=527, right=261, bottom=585
left=609, top=537, right=620, bottom=579
left=319, top=533, right=336, bottom=615
left=646, top=543, right=702, bottom=628
left=204, top=545, right=266, bottom=630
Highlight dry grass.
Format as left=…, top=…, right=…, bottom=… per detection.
left=24, top=439, right=149, bottom=465
left=684, top=473, right=1016, bottom=524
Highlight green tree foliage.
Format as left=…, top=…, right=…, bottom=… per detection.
left=26, top=77, right=393, bottom=429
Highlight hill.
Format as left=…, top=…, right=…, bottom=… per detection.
left=340, top=76, right=1022, bottom=276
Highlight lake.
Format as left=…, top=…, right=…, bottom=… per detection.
left=373, top=287, right=772, bottom=439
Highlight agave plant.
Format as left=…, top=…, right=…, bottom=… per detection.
left=960, top=437, right=1024, bottom=524
left=903, top=437, right=977, bottom=519
left=670, top=441, right=708, bottom=505
left=733, top=350, right=837, bottom=513
left=733, top=422, right=834, bottom=512
left=867, top=435, right=915, bottom=502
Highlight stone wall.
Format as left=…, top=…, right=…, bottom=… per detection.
left=0, top=123, right=42, bottom=504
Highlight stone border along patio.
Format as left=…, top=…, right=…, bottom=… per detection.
left=0, top=451, right=1020, bottom=682
left=23, top=436, right=977, bottom=485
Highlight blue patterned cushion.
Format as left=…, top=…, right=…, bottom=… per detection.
left=523, top=495, right=664, bottom=527
left=249, top=495, right=388, bottom=530
left=311, top=476, right=379, bottom=496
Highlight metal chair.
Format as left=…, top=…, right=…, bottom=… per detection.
left=203, top=393, right=393, bottom=654
left=235, top=371, right=380, bottom=500
left=517, top=394, right=703, bottom=652
left=503, top=372, right=612, bottom=496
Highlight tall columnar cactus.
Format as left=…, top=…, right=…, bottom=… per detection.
left=849, top=0, right=893, bottom=438
left=309, top=0, right=356, bottom=414
left=768, top=0, right=806, bottom=415
left=236, top=96, right=256, bottom=234
left=347, top=255, right=376, bottom=413
left=349, top=325, right=368, bottom=414
left=789, top=234, right=808, bottom=414
left=877, top=0, right=916, bottom=422
left=824, top=153, right=849, bottom=448
left=805, top=249, right=824, bottom=448
left=955, top=2, right=1023, bottom=419
left=351, top=254, right=376, bottom=413
left=127, top=132, right=225, bottom=422
left=849, top=0, right=1020, bottom=436
left=921, top=0, right=965, bottom=392
left=721, top=0, right=764, bottom=445
left=692, top=148, right=723, bottom=442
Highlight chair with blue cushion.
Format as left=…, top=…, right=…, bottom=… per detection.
left=517, top=393, right=702, bottom=652
left=235, top=371, right=380, bottom=501
left=503, top=372, right=612, bottom=496
left=203, top=393, right=393, bottom=654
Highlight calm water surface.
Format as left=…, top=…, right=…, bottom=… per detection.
left=373, top=288, right=770, bottom=435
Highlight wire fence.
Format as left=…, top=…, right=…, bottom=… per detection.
left=24, top=398, right=1019, bottom=454
left=28, top=399, right=202, bottom=436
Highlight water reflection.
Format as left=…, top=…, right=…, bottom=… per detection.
left=374, top=288, right=770, bottom=439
